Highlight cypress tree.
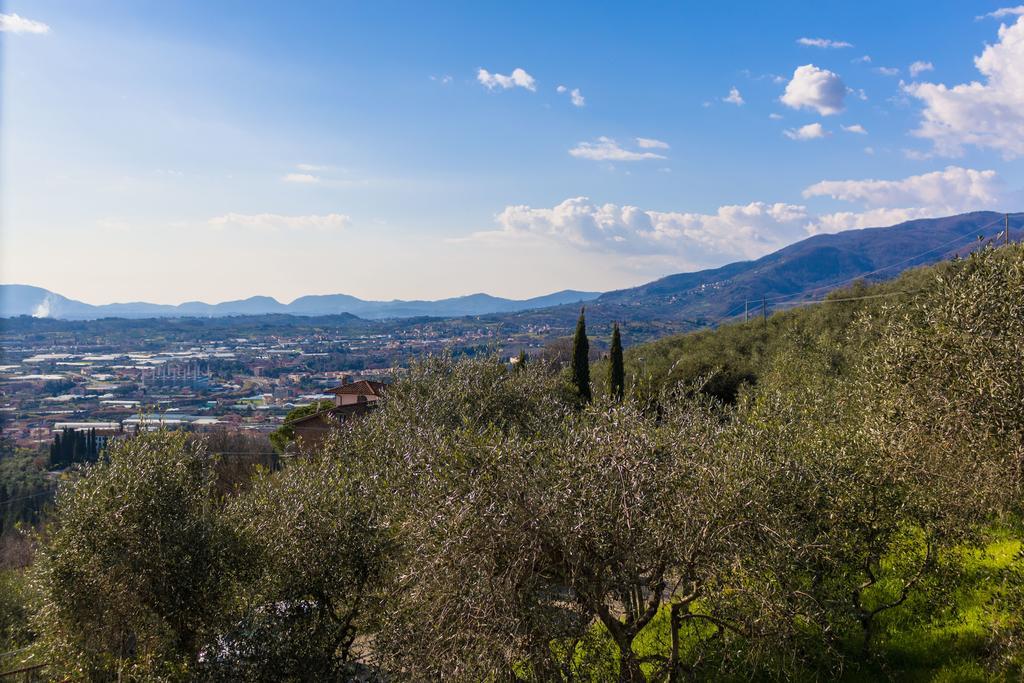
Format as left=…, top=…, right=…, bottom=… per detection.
left=515, top=349, right=527, bottom=372
left=571, top=307, right=592, bottom=403
left=50, top=432, right=62, bottom=467
left=609, top=322, right=624, bottom=401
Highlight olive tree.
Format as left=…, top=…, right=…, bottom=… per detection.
left=346, top=356, right=580, bottom=680
left=31, top=431, right=240, bottom=681
left=862, top=245, right=1024, bottom=514
left=356, top=355, right=758, bottom=681
left=732, top=328, right=997, bottom=666
left=207, top=447, right=393, bottom=680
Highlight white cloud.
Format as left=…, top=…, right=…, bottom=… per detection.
left=876, top=66, right=901, bottom=76
left=635, top=137, right=670, bottom=149
left=209, top=213, right=350, bottom=232
left=803, top=165, right=999, bottom=208
left=905, top=16, right=1024, bottom=157
left=458, top=166, right=1006, bottom=258
left=909, top=60, right=934, bottom=76
left=569, top=88, right=585, bottom=107
left=430, top=74, right=453, bottom=85
left=781, top=64, right=846, bottom=115
left=282, top=173, right=320, bottom=184
left=557, top=85, right=585, bottom=106
left=0, top=13, right=50, bottom=34
left=296, top=163, right=327, bottom=172
left=784, top=123, right=827, bottom=140
left=797, top=37, right=853, bottom=48
left=463, top=197, right=808, bottom=261
left=854, top=55, right=872, bottom=63
left=803, top=166, right=1001, bottom=233
left=570, top=137, right=667, bottom=161
left=977, top=5, right=1024, bottom=20
left=723, top=86, right=745, bottom=105
left=769, top=113, right=784, bottom=120
left=811, top=171, right=1004, bottom=234
left=477, top=67, right=536, bottom=91
left=841, top=123, right=868, bottom=134
left=805, top=207, right=943, bottom=235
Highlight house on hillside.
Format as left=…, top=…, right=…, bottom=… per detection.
left=325, top=379, right=387, bottom=406
left=289, top=378, right=388, bottom=447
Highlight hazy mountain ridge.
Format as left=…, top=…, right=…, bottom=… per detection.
left=0, top=285, right=601, bottom=321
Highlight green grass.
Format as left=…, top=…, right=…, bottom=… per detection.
left=568, top=530, right=1024, bottom=681
left=846, top=532, right=1022, bottom=682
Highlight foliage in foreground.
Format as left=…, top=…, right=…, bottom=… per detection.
left=10, top=245, right=1024, bottom=680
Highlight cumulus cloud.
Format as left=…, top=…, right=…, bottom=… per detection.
left=797, top=37, right=853, bottom=48
left=784, top=123, right=827, bottom=140
left=803, top=166, right=1001, bottom=234
left=781, top=64, right=846, bottom=115
left=905, top=16, right=1024, bottom=157
left=854, top=55, right=872, bottom=63
left=209, top=213, right=350, bottom=232
left=723, top=86, right=745, bottom=105
left=876, top=66, right=901, bottom=76
left=909, top=60, right=934, bottom=76
left=282, top=173, right=320, bottom=184
left=569, top=137, right=667, bottom=161
left=457, top=166, right=1006, bottom=262
left=805, top=207, right=943, bottom=234
left=477, top=67, right=536, bottom=91
left=463, top=197, right=808, bottom=261
left=0, top=13, right=49, bottom=34
left=977, top=5, right=1024, bottom=20
left=841, top=123, right=868, bottom=134
left=803, top=165, right=999, bottom=207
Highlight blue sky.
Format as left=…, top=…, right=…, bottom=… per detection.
left=3, top=1, right=1024, bottom=304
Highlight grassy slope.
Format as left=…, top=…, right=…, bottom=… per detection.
left=591, top=260, right=958, bottom=403
left=570, top=530, right=1022, bottom=681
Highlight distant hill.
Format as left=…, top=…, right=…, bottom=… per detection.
left=0, top=285, right=600, bottom=321
left=482, top=211, right=1021, bottom=341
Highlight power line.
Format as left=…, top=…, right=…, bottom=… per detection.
left=0, top=488, right=56, bottom=508
left=772, top=289, right=926, bottom=307
left=742, top=216, right=1012, bottom=310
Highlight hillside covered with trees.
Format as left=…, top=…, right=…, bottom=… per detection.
left=3, top=245, right=1024, bottom=680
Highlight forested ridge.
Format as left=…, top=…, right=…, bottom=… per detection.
left=4, top=245, right=1024, bottom=680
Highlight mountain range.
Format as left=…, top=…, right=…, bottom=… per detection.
left=2, top=211, right=1018, bottom=328
left=0, top=286, right=601, bottom=321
